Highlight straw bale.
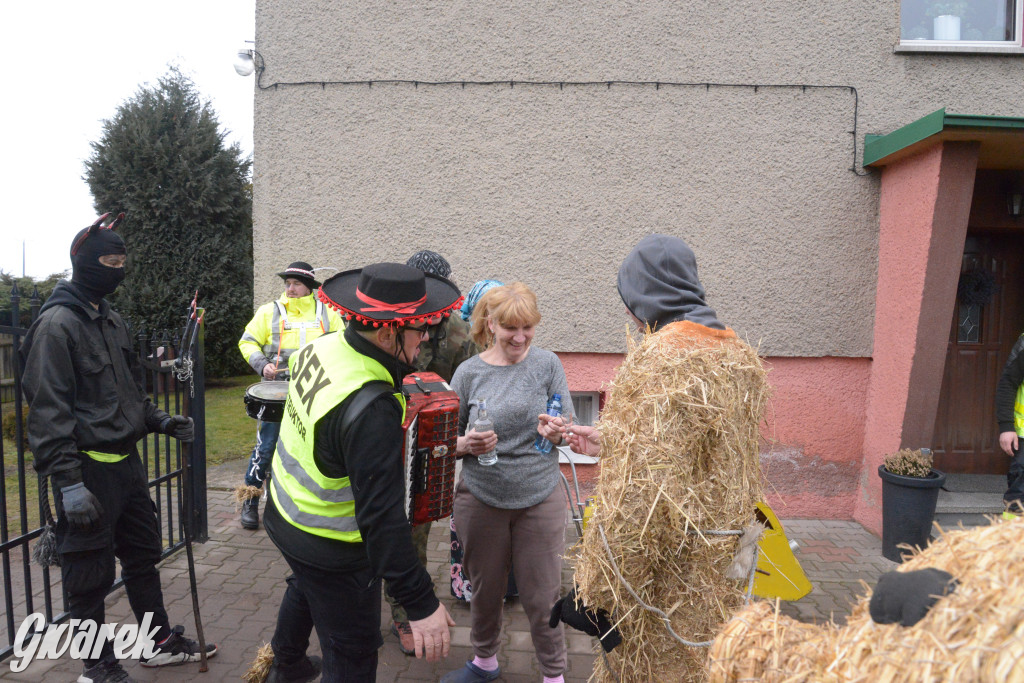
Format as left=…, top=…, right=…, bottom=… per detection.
left=573, top=322, right=769, bottom=682
left=708, top=517, right=1024, bottom=682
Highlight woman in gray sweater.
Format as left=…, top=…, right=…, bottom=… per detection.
left=442, top=282, right=573, bottom=683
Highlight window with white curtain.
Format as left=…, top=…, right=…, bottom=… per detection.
left=899, top=0, right=1023, bottom=52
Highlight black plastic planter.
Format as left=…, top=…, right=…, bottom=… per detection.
left=878, top=465, right=946, bottom=563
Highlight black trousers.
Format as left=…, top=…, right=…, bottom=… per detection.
left=271, top=554, right=384, bottom=682
left=1006, top=441, right=1024, bottom=509
left=54, top=454, right=171, bottom=666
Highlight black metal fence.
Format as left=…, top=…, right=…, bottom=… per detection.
left=0, top=282, right=207, bottom=662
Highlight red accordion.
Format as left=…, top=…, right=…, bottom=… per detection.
left=401, top=372, right=459, bottom=525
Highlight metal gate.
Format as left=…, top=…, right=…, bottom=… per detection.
left=0, top=282, right=207, bottom=662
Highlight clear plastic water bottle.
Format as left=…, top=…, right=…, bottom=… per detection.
left=534, top=394, right=563, bottom=454
left=474, top=399, right=498, bottom=466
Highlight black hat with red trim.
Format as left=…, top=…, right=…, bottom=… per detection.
left=319, top=262, right=463, bottom=328
left=276, top=261, right=321, bottom=290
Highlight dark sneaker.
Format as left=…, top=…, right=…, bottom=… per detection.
left=440, top=661, right=502, bottom=683
left=140, top=625, right=218, bottom=667
left=266, top=654, right=323, bottom=683
left=391, top=620, right=415, bottom=655
left=78, top=660, right=136, bottom=683
left=241, top=497, right=260, bottom=529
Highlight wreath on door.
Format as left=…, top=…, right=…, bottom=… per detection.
left=957, top=267, right=999, bottom=307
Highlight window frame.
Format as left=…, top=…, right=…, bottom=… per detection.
left=896, top=0, right=1024, bottom=54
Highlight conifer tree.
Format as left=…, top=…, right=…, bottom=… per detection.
left=85, top=68, right=252, bottom=377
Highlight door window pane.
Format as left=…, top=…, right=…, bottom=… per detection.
left=957, top=302, right=982, bottom=343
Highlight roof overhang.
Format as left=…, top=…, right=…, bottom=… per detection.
left=864, top=108, right=1024, bottom=170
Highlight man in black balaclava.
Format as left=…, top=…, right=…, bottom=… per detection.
left=20, top=214, right=217, bottom=682
left=69, top=217, right=128, bottom=303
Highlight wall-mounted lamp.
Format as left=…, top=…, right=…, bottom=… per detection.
left=234, top=49, right=256, bottom=77
left=1009, top=192, right=1024, bottom=218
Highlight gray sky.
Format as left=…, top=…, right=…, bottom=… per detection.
left=0, top=1, right=256, bottom=278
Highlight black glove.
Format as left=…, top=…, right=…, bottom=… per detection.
left=59, top=482, right=104, bottom=530
left=869, top=568, right=957, bottom=627
left=549, top=586, right=622, bottom=652
left=160, top=415, right=194, bottom=443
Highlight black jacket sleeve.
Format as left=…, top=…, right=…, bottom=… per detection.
left=322, top=393, right=440, bottom=621
left=21, top=321, right=84, bottom=483
left=996, top=334, right=1024, bottom=433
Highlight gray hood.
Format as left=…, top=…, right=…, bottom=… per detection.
left=616, top=234, right=724, bottom=331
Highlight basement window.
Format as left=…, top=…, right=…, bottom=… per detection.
left=897, top=0, right=1024, bottom=53
left=569, top=392, right=601, bottom=427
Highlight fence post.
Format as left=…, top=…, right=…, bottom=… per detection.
left=188, top=310, right=208, bottom=542
left=10, top=282, right=19, bottom=329
left=29, top=286, right=40, bottom=324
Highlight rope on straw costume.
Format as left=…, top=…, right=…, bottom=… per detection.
left=595, top=520, right=760, bottom=681
left=595, top=521, right=757, bottom=648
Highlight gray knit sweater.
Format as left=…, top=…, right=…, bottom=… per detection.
left=450, top=347, right=574, bottom=509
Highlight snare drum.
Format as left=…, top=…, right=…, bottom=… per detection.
left=244, top=381, right=289, bottom=422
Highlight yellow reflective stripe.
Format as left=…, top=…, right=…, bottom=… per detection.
left=317, top=300, right=328, bottom=332
left=84, top=450, right=130, bottom=463
left=269, top=476, right=360, bottom=537
left=266, top=302, right=284, bottom=357
left=275, top=438, right=354, bottom=503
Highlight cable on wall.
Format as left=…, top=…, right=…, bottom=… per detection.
left=248, top=51, right=871, bottom=176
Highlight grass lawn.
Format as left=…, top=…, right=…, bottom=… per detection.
left=1, top=375, right=258, bottom=530
left=204, top=375, right=259, bottom=468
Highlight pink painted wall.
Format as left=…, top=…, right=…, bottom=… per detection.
left=559, top=352, right=623, bottom=394
left=558, top=351, right=871, bottom=519
left=855, top=142, right=979, bottom=534
left=760, top=357, right=869, bottom=518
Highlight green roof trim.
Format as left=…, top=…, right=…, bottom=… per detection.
left=863, top=108, right=1024, bottom=167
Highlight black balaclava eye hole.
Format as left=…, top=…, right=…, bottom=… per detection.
left=70, top=227, right=127, bottom=304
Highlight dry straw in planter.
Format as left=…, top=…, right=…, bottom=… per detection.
left=883, top=448, right=934, bottom=478
left=573, top=321, right=769, bottom=682
left=708, top=517, right=1024, bottom=682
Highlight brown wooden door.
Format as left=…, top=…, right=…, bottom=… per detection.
left=933, top=232, right=1024, bottom=473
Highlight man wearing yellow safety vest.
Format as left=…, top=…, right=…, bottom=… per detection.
left=21, top=215, right=216, bottom=683
left=995, top=333, right=1024, bottom=518
left=237, top=262, right=342, bottom=530
left=259, top=262, right=460, bottom=682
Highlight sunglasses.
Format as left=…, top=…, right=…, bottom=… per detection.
left=403, top=317, right=445, bottom=335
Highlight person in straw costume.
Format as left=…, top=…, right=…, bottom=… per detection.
left=554, top=234, right=770, bottom=682
left=708, top=517, right=1024, bottom=682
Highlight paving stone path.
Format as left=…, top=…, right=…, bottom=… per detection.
left=0, top=461, right=897, bottom=682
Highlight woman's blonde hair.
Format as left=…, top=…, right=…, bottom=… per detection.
left=470, top=282, right=541, bottom=348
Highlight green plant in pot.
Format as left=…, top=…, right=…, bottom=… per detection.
left=878, top=448, right=946, bottom=562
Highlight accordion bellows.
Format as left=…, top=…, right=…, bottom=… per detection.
left=402, top=372, right=459, bottom=525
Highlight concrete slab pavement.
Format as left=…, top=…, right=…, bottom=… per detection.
left=0, top=461, right=900, bottom=682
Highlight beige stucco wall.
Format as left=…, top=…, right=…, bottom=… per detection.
left=251, top=1, right=1024, bottom=356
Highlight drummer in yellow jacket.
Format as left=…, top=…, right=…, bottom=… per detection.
left=237, top=262, right=343, bottom=530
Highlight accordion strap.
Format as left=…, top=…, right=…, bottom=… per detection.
left=340, top=380, right=400, bottom=443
